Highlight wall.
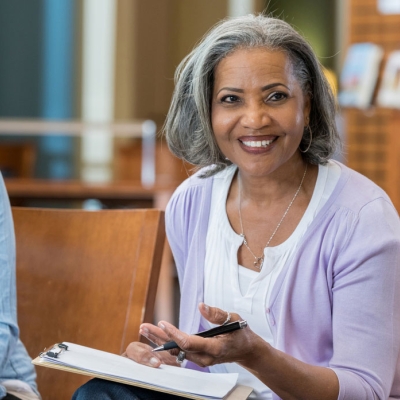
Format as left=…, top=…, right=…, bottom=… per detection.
left=114, top=0, right=229, bottom=123
left=265, top=0, right=336, bottom=70
left=0, top=0, right=43, bottom=117
left=0, top=0, right=78, bottom=179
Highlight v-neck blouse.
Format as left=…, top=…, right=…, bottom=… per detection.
left=204, top=161, right=340, bottom=314
left=202, top=162, right=340, bottom=399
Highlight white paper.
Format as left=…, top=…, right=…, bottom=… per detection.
left=40, top=342, right=238, bottom=399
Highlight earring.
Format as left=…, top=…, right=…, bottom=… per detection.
left=300, top=125, right=312, bottom=153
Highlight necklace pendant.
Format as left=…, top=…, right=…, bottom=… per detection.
left=254, top=257, right=264, bottom=270
left=238, top=165, right=307, bottom=273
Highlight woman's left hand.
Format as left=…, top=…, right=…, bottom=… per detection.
left=140, top=302, right=261, bottom=368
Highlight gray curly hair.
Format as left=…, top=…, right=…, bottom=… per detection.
left=163, top=14, right=340, bottom=177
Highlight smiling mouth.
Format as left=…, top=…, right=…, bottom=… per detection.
left=240, top=138, right=276, bottom=148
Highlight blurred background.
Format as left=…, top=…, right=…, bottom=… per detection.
left=0, top=0, right=341, bottom=186
left=1, top=0, right=399, bottom=322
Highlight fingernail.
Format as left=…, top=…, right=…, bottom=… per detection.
left=141, top=327, right=149, bottom=334
left=203, top=303, right=210, bottom=312
left=150, top=357, right=159, bottom=366
left=140, top=331, right=149, bottom=340
left=159, top=322, right=166, bottom=330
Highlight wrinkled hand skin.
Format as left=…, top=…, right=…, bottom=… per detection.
left=123, top=302, right=259, bottom=369
left=123, top=320, right=181, bottom=368
left=123, top=341, right=180, bottom=368
left=123, top=303, right=340, bottom=400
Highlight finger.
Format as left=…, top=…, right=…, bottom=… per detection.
left=158, top=321, right=221, bottom=356
left=198, top=303, right=242, bottom=326
left=158, top=320, right=253, bottom=368
left=125, top=342, right=162, bottom=368
left=184, top=350, right=220, bottom=368
left=158, top=352, right=182, bottom=367
left=125, top=342, right=182, bottom=368
left=139, top=323, right=171, bottom=346
left=158, top=321, right=192, bottom=351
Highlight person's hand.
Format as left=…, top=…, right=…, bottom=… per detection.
left=123, top=325, right=181, bottom=368
left=139, top=302, right=260, bottom=368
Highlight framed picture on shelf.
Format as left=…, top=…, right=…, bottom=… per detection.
left=378, top=0, right=400, bottom=14
left=338, top=43, right=384, bottom=109
left=377, top=50, right=400, bottom=108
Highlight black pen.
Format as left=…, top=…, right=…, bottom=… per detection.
left=152, top=320, right=248, bottom=352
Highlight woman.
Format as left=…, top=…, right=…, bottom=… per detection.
left=73, top=14, right=400, bottom=400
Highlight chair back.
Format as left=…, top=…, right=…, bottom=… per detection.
left=12, top=207, right=165, bottom=400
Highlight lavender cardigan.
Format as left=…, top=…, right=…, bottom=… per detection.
left=165, top=161, right=400, bottom=400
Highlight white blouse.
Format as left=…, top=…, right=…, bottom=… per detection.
left=202, top=161, right=340, bottom=399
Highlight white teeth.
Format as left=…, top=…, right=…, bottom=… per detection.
left=242, top=139, right=273, bottom=148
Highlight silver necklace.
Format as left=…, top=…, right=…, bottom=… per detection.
left=238, top=164, right=308, bottom=270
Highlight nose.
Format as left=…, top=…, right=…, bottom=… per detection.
left=240, top=101, right=271, bottom=130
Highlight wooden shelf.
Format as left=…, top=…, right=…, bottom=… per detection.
left=344, top=0, right=400, bottom=211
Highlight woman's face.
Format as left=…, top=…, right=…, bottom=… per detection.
left=211, top=47, right=310, bottom=178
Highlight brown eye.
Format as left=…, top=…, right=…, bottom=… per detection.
left=221, top=95, right=240, bottom=103
left=268, top=92, right=287, bottom=102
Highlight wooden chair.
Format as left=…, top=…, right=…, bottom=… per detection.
left=12, top=207, right=165, bottom=400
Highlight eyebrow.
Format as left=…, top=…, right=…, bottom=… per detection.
left=216, top=82, right=289, bottom=95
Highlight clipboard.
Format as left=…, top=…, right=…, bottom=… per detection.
left=33, top=342, right=253, bottom=400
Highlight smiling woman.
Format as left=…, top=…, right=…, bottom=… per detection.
left=164, top=16, right=339, bottom=177
left=72, top=14, right=400, bottom=400
left=211, top=48, right=310, bottom=180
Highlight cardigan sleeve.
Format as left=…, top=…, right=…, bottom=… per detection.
left=165, top=174, right=213, bottom=334
left=165, top=177, right=208, bottom=280
left=165, top=175, right=214, bottom=373
left=329, top=197, right=400, bottom=399
left=165, top=187, right=188, bottom=280
left=0, top=174, right=19, bottom=373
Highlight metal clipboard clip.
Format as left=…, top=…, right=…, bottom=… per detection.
left=40, top=343, right=69, bottom=359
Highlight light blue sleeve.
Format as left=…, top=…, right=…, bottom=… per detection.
left=0, top=173, right=39, bottom=396
left=0, top=173, right=19, bottom=372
